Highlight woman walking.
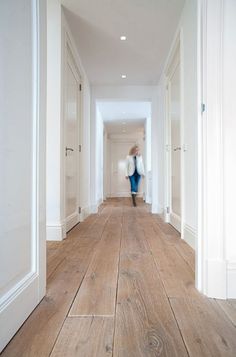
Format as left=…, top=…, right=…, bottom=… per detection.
left=125, top=145, right=145, bottom=206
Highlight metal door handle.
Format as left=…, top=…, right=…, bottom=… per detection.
left=173, top=147, right=181, bottom=151
left=65, top=147, right=74, bottom=156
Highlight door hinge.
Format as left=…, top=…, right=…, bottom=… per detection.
left=78, top=207, right=81, bottom=214
left=201, top=103, right=206, bottom=114
left=166, top=206, right=170, bottom=214
left=79, top=144, right=82, bottom=152
left=79, top=83, right=82, bottom=91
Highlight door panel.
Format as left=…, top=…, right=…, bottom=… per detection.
left=169, top=60, right=181, bottom=232
left=0, top=0, right=46, bottom=351
left=64, top=54, right=80, bottom=232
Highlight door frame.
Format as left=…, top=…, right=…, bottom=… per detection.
left=0, top=0, right=46, bottom=351
left=62, top=32, right=82, bottom=234
left=164, top=31, right=184, bottom=237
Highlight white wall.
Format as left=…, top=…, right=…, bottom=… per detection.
left=95, top=106, right=104, bottom=205
left=91, top=85, right=162, bottom=213
left=158, top=0, right=198, bottom=246
left=0, top=0, right=47, bottom=350
left=47, top=1, right=91, bottom=240
left=223, top=0, right=236, bottom=297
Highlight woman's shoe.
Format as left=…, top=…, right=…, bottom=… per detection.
left=131, top=194, right=137, bottom=207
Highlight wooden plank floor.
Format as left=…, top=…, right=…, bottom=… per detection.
left=2, top=198, right=236, bottom=357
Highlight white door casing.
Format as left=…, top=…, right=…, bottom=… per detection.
left=0, top=0, right=46, bottom=351
left=165, top=38, right=183, bottom=234
left=64, top=43, right=81, bottom=233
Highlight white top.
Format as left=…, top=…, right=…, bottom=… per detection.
left=125, top=155, right=145, bottom=177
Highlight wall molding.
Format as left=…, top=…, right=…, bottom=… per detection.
left=151, top=203, right=163, bottom=214
left=227, top=262, right=236, bottom=298
left=46, top=222, right=66, bottom=241
left=66, top=212, right=79, bottom=232
left=80, top=206, right=91, bottom=221
left=205, top=259, right=227, bottom=299
left=183, top=223, right=196, bottom=250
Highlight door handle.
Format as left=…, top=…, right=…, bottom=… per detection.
left=65, top=147, right=74, bottom=156
left=173, top=147, right=181, bottom=151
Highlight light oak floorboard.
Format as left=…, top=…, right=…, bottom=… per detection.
left=50, top=317, right=114, bottom=357
left=170, top=297, right=236, bottom=357
left=69, top=215, right=122, bottom=316
left=216, top=299, right=236, bottom=327
left=114, top=252, right=188, bottom=357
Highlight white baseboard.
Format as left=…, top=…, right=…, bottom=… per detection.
left=205, top=260, right=227, bottom=299
left=151, top=203, right=163, bottom=214
left=109, top=192, right=144, bottom=198
left=227, top=262, right=236, bottom=298
left=90, top=204, right=99, bottom=214
left=183, top=223, right=196, bottom=250
left=145, top=195, right=152, bottom=204
left=66, top=212, right=79, bottom=232
left=80, top=206, right=91, bottom=221
left=46, top=222, right=66, bottom=241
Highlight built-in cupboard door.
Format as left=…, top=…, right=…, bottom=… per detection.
left=166, top=45, right=182, bottom=233
left=0, top=0, right=46, bottom=352
left=64, top=46, right=81, bottom=232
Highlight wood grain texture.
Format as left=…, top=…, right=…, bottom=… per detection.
left=3, top=199, right=236, bottom=357
left=143, top=220, right=198, bottom=299
left=114, top=252, right=188, bottom=357
left=216, top=299, right=236, bottom=327
left=50, top=317, right=114, bottom=357
left=1, top=246, right=94, bottom=357
left=69, top=216, right=122, bottom=316
left=170, top=297, right=236, bottom=357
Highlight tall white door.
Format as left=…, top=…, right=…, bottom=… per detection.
left=168, top=60, right=182, bottom=232
left=110, top=142, right=134, bottom=196
left=0, top=0, right=46, bottom=352
left=110, top=141, right=144, bottom=197
left=64, top=52, right=80, bottom=232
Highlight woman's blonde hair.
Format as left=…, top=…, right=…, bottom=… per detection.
left=129, top=145, right=139, bottom=155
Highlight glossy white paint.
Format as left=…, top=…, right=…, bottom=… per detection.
left=64, top=50, right=81, bottom=231
left=160, top=1, right=197, bottom=246
left=198, top=0, right=236, bottom=298
left=223, top=0, right=236, bottom=298
left=47, top=3, right=92, bottom=240
left=91, top=86, right=161, bottom=214
left=0, top=0, right=46, bottom=351
left=61, top=0, right=185, bottom=84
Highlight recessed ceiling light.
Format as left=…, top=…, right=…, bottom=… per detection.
left=122, top=121, right=126, bottom=124
left=120, top=36, right=127, bottom=41
left=122, top=129, right=126, bottom=133
left=121, top=74, right=126, bottom=79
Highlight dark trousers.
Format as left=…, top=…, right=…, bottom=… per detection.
left=129, top=171, right=141, bottom=193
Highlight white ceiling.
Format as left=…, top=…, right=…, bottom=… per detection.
left=97, top=100, right=148, bottom=135
left=97, top=101, right=151, bottom=121
left=61, top=0, right=185, bottom=85
left=104, top=120, right=144, bottom=135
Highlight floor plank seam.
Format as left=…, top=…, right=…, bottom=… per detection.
left=173, top=244, right=195, bottom=275
left=168, top=297, right=191, bottom=357
left=48, top=208, right=114, bottom=356
left=142, top=224, right=190, bottom=357
left=111, top=205, right=124, bottom=356
left=214, top=299, right=236, bottom=329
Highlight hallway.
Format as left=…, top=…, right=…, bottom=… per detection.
left=2, top=199, right=236, bottom=357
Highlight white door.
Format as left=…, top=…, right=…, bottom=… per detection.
left=0, top=0, right=46, bottom=352
left=168, top=60, right=182, bottom=232
left=110, top=141, right=143, bottom=197
left=64, top=53, right=81, bottom=233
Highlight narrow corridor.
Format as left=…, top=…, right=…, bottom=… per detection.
left=2, top=199, right=236, bottom=357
